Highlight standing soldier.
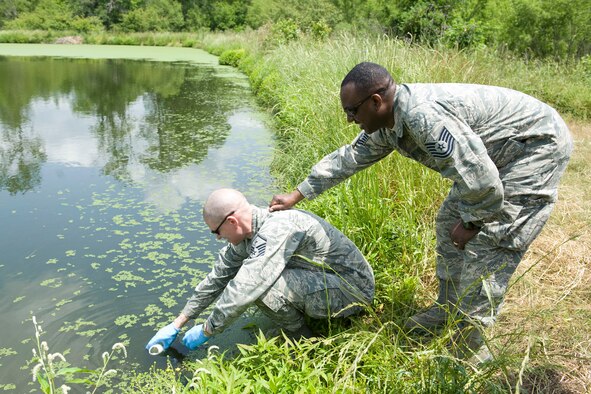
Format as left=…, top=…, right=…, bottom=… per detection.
left=146, top=188, right=374, bottom=352
left=269, top=62, right=573, bottom=362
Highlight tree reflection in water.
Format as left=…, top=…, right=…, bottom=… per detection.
left=0, top=56, right=245, bottom=193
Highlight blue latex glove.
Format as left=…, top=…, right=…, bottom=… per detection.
left=182, top=324, right=210, bottom=350
left=145, top=323, right=180, bottom=351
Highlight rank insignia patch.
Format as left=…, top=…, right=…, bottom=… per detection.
left=249, top=235, right=267, bottom=258
left=426, top=126, right=455, bottom=159
left=354, top=132, right=369, bottom=147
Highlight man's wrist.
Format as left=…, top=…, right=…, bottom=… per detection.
left=173, top=314, right=190, bottom=330
left=461, top=221, right=481, bottom=230
left=203, top=320, right=213, bottom=337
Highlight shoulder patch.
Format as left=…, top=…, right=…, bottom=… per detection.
left=353, top=132, right=369, bottom=147
left=425, top=126, right=455, bottom=159
left=249, top=234, right=267, bottom=258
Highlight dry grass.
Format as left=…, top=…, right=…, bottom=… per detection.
left=493, top=120, right=591, bottom=393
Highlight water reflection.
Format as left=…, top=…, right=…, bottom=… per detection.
left=0, top=56, right=250, bottom=194
left=0, top=123, right=46, bottom=194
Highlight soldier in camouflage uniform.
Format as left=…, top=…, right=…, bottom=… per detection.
left=146, top=188, right=374, bottom=352
left=269, top=62, right=572, bottom=361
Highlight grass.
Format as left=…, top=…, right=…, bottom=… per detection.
left=9, top=26, right=588, bottom=392
left=188, top=31, right=590, bottom=393
left=0, top=29, right=206, bottom=48
left=492, top=120, right=591, bottom=393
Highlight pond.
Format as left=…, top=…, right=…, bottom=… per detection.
left=0, top=44, right=276, bottom=391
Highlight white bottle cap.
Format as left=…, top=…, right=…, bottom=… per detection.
left=148, top=344, right=164, bottom=355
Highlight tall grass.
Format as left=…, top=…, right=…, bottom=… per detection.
left=35, top=29, right=583, bottom=392
left=161, top=31, right=588, bottom=393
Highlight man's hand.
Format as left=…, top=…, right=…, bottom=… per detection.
left=145, top=323, right=180, bottom=351
left=269, top=190, right=304, bottom=212
left=182, top=324, right=210, bottom=350
left=450, top=220, right=481, bottom=250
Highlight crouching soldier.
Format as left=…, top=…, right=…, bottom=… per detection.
left=146, top=188, right=374, bottom=351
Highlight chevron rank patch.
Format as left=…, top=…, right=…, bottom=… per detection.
left=249, top=234, right=267, bottom=258
left=353, top=132, right=369, bottom=147
left=426, top=126, right=455, bottom=159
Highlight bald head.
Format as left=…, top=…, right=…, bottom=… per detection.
left=203, top=188, right=249, bottom=223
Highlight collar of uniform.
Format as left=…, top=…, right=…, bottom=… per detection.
left=249, top=205, right=269, bottom=239
left=391, top=85, right=403, bottom=138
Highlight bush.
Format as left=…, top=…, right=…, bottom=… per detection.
left=310, top=20, right=332, bottom=40
left=116, top=0, right=184, bottom=32
left=245, top=0, right=342, bottom=35
left=4, top=0, right=73, bottom=31
left=71, top=16, right=104, bottom=33
left=3, top=0, right=105, bottom=33
left=497, top=0, right=591, bottom=59
left=218, top=48, right=246, bottom=67
left=389, top=0, right=488, bottom=48
left=442, top=18, right=487, bottom=48
left=268, top=19, right=300, bottom=45
left=0, top=30, right=55, bottom=43
left=209, top=1, right=248, bottom=31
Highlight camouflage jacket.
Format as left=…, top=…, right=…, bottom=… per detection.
left=181, top=206, right=374, bottom=334
left=298, top=83, right=571, bottom=224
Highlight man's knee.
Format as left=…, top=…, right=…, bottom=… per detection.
left=256, top=286, right=305, bottom=331
left=303, top=289, right=364, bottom=320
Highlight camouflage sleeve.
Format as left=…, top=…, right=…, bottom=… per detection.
left=298, top=131, right=394, bottom=199
left=180, top=244, right=247, bottom=319
left=205, top=220, right=303, bottom=334
left=410, top=104, right=503, bottom=223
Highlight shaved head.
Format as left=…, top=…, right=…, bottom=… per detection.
left=203, top=188, right=249, bottom=223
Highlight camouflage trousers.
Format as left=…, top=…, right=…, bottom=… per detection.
left=436, top=128, right=572, bottom=327
left=254, top=268, right=372, bottom=332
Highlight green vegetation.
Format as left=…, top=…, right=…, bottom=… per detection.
left=5, top=2, right=588, bottom=393
left=1, top=0, right=590, bottom=60
left=118, top=30, right=590, bottom=392
left=30, top=316, right=127, bottom=393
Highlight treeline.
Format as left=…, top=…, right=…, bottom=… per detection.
left=1, top=0, right=590, bottom=60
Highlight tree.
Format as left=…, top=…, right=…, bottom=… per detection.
left=497, top=0, right=591, bottom=59
left=0, top=0, right=38, bottom=28
left=4, top=0, right=103, bottom=31
left=4, top=0, right=74, bottom=30
left=116, top=0, right=184, bottom=32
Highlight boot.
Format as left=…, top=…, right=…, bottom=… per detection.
left=404, top=279, right=460, bottom=332
left=451, top=324, right=493, bottom=365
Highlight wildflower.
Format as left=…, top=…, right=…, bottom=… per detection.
left=206, top=345, right=219, bottom=359
left=103, top=369, right=117, bottom=377
left=49, top=352, right=66, bottom=364
left=111, top=342, right=127, bottom=358
left=31, top=362, right=43, bottom=381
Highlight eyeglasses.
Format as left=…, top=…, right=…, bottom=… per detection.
left=211, top=210, right=235, bottom=235
left=344, top=85, right=389, bottom=118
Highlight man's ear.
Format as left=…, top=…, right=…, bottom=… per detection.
left=372, top=94, right=383, bottom=110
